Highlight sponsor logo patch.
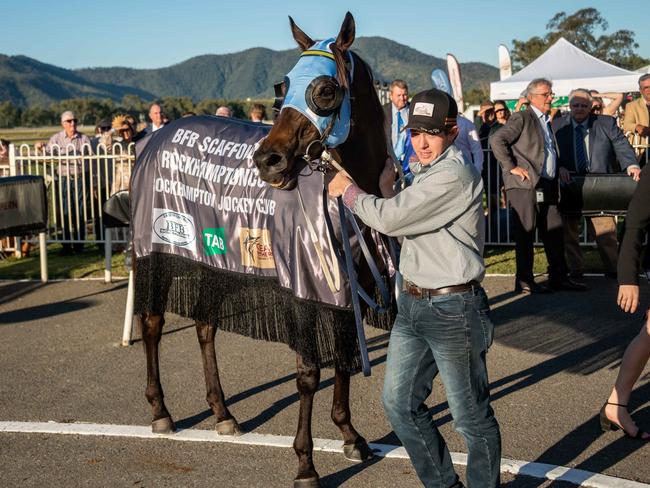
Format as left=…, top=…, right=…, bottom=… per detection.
left=202, top=227, right=227, bottom=255
left=413, top=102, right=434, bottom=117
left=152, top=208, right=196, bottom=252
left=239, top=228, right=275, bottom=269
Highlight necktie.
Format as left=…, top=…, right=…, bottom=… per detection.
left=574, top=124, right=587, bottom=174
left=395, top=111, right=405, bottom=160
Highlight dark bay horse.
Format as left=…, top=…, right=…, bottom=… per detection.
left=135, top=12, right=390, bottom=488
left=253, top=12, right=391, bottom=487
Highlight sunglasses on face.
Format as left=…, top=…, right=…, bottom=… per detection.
left=63, top=119, right=78, bottom=124
left=118, top=128, right=133, bottom=135
left=495, top=108, right=505, bottom=113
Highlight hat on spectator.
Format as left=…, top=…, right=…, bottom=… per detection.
left=97, top=118, right=111, bottom=130
left=60, top=111, right=76, bottom=122
left=403, top=88, right=458, bottom=135
left=478, top=101, right=495, bottom=115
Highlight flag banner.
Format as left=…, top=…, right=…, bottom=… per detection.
left=498, top=44, right=512, bottom=80
left=430, top=68, right=453, bottom=95
left=446, top=54, right=464, bottom=111
left=131, top=116, right=392, bottom=370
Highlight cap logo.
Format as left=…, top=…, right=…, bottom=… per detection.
left=413, top=102, right=434, bottom=117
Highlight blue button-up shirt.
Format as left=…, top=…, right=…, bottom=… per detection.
left=531, top=105, right=557, bottom=179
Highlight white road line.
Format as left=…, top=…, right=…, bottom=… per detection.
left=1, top=421, right=647, bottom=488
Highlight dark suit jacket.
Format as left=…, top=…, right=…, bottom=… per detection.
left=489, top=108, right=560, bottom=230
left=382, top=102, right=409, bottom=162
left=552, top=114, right=637, bottom=174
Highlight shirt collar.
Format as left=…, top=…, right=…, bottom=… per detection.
left=530, top=105, right=549, bottom=122
left=571, top=118, right=588, bottom=130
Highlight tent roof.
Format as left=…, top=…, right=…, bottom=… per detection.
left=490, top=38, right=640, bottom=100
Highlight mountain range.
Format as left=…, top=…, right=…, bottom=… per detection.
left=0, top=37, right=498, bottom=107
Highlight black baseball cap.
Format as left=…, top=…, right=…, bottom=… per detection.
left=404, top=89, right=458, bottom=135
left=97, top=118, right=112, bottom=130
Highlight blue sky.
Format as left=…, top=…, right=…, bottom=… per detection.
left=1, top=0, right=648, bottom=69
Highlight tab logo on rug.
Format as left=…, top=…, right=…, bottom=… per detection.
left=239, top=228, right=274, bottom=269
left=203, top=227, right=227, bottom=255
left=152, top=208, right=197, bottom=252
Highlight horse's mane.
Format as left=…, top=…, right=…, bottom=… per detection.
left=330, top=48, right=387, bottom=195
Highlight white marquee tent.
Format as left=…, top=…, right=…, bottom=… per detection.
left=490, top=38, right=641, bottom=100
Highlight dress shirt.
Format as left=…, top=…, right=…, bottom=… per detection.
left=44, top=130, right=92, bottom=177
left=391, top=104, right=409, bottom=161
left=453, top=115, right=484, bottom=173
left=531, top=105, right=557, bottom=179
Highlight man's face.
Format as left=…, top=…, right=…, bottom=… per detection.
left=410, top=127, right=456, bottom=165
left=640, top=79, right=650, bottom=103
left=390, top=87, right=408, bottom=110
left=570, top=95, right=591, bottom=123
left=149, top=105, right=163, bottom=126
left=527, top=84, right=554, bottom=114
left=61, top=116, right=78, bottom=138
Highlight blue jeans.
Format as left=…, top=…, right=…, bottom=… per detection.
left=382, top=286, right=501, bottom=488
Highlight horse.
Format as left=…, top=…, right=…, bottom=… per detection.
left=252, top=12, right=392, bottom=487
left=133, top=12, right=390, bottom=488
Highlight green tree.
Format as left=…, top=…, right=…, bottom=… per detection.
left=511, top=8, right=649, bottom=71
left=0, top=101, right=21, bottom=128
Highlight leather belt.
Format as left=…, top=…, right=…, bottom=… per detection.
left=403, top=280, right=479, bottom=299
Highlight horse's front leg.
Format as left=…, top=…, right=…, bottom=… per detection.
left=294, top=353, right=321, bottom=488
left=195, top=321, right=240, bottom=435
left=332, top=368, right=374, bottom=462
left=140, top=312, right=175, bottom=433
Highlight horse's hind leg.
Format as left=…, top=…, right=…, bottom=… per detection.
left=195, top=321, right=240, bottom=435
left=140, top=312, right=175, bottom=433
left=293, top=353, right=321, bottom=488
left=332, top=368, right=374, bottom=462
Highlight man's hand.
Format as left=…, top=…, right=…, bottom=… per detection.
left=635, top=124, right=650, bottom=137
left=618, top=284, right=640, bottom=313
left=327, top=171, right=353, bottom=198
left=379, top=157, right=397, bottom=198
left=627, top=166, right=641, bottom=182
left=510, top=166, right=530, bottom=181
left=559, top=167, right=572, bottom=184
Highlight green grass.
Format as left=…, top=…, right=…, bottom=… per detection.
left=0, top=242, right=127, bottom=280
left=484, top=245, right=605, bottom=275
left=0, top=126, right=95, bottom=146
left=0, top=243, right=609, bottom=281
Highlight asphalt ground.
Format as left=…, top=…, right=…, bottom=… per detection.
left=0, top=276, right=649, bottom=487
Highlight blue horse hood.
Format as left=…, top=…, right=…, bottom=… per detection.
left=281, top=39, right=352, bottom=148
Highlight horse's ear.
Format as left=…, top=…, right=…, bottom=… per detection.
left=289, top=16, right=314, bottom=51
left=335, top=12, right=355, bottom=52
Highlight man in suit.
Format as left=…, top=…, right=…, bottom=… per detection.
left=554, top=89, right=640, bottom=279
left=490, top=78, right=585, bottom=293
left=623, top=74, right=650, bottom=164
left=383, top=80, right=410, bottom=167
left=134, top=103, right=167, bottom=141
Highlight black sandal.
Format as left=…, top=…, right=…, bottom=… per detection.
left=600, top=402, right=650, bottom=440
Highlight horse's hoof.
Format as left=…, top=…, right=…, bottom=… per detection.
left=293, top=477, right=321, bottom=488
left=151, top=417, right=175, bottom=434
left=343, top=439, right=374, bottom=463
left=215, top=418, right=241, bottom=436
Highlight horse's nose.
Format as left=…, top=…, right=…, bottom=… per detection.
left=255, top=151, right=285, bottom=170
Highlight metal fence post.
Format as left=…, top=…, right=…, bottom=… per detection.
left=39, top=232, right=48, bottom=283
left=121, top=269, right=135, bottom=346
left=104, top=228, right=112, bottom=283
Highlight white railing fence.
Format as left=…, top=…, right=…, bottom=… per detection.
left=3, top=139, right=649, bottom=280
left=5, top=142, right=134, bottom=281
